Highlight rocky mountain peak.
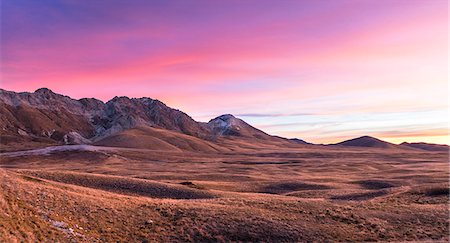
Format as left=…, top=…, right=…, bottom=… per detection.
left=78, top=98, right=105, bottom=111
left=109, top=96, right=132, bottom=103
left=33, top=88, right=61, bottom=99
left=34, top=87, right=54, bottom=94
left=215, top=114, right=235, bottom=120
left=207, top=114, right=270, bottom=139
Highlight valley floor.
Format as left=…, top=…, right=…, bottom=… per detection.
left=0, top=145, right=448, bottom=242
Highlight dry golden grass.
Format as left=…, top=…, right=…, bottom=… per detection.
left=94, top=126, right=226, bottom=153
left=0, top=144, right=448, bottom=242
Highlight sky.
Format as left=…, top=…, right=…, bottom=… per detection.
left=1, top=0, right=448, bottom=145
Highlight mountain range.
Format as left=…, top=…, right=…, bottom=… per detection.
left=0, top=88, right=447, bottom=152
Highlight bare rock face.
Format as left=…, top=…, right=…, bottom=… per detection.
left=95, top=96, right=211, bottom=140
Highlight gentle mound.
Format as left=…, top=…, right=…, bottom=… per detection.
left=397, top=184, right=450, bottom=205
left=353, top=180, right=396, bottom=190
left=330, top=190, right=389, bottom=201
left=409, top=185, right=449, bottom=197
left=260, top=182, right=332, bottom=194
left=400, top=142, right=449, bottom=152
left=19, top=170, right=215, bottom=199
left=336, top=136, right=398, bottom=149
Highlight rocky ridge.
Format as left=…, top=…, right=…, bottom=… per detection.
left=0, top=88, right=280, bottom=145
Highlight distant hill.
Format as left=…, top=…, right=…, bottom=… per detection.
left=400, top=142, right=449, bottom=152
left=335, top=136, right=398, bottom=149
left=288, top=138, right=311, bottom=145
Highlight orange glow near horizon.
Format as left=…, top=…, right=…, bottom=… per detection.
left=276, top=131, right=449, bottom=146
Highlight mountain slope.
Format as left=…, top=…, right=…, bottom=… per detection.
left=94, top=126, right=225, bottom=153
left=207, top=114, right=273, bottom=140
left=100, top=96, right=211, bottom=139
